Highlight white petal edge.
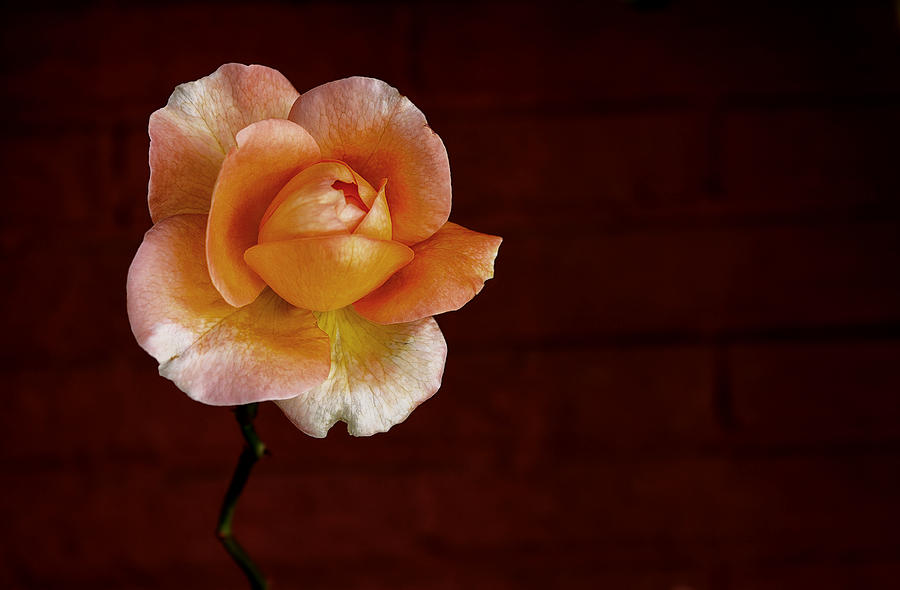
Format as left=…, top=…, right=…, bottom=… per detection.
left=276, top=307, right=448, bottom=437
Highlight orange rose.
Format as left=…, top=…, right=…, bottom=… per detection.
left=126, top=64, right=501, bottom=436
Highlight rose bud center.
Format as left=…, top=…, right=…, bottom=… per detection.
left=258, top=161, right=376, bottom=244
left=244, top=159, right=406, bottom=312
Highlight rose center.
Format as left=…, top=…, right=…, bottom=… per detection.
left=257, top=161, right=377, bottom=244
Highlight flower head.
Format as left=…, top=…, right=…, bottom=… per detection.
left=127, top=64, right=501, bottom=436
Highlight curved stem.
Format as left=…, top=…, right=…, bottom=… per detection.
left=216, top=403, right=269, bottom=590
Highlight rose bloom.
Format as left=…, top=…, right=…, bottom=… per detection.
left=127, top=64, right=501, bottom=437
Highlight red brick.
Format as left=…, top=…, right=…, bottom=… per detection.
left=2, top=345, right=711, bottom=473
left=416, top=3, right=900, bottom=105
left=249, top=454, right=900, bottom=575
left=437, top=221, right=900, bottom=346
left=269, top=559, right=711, bottom=590
left=2, top=4, right=415, bottom=126
left=722, top=106, right=900, bottom=215
left=0, top=464, right=225, bottom=587
left=1, top=239, right=139, bottom=366
left=0, top=125, right=152, bottom=238
left=211, top=468, right=718, bottom=582
left=0, top=459, right=674, bottom=587
left=107, top=123, right=155, bottom=233
left=436, top=347, right=717, bottom=450
left=433, top=109, right=711, bottom=236
left=3, top=417, right=897, bottom=586
left=730, top=341, right=900, bottom=444
left=553, top=455, right=900, bottom=564
left=0, top=132, right=107, bottom=230
left=0, top=361, right=239, bottom=467
left=251, top=345, right=717, bottom=479
left=731, top=562, right=900, bottom=590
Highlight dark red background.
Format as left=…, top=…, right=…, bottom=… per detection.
left=3, top=1, right=900, bottom=588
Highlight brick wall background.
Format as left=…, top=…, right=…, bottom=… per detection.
left=2, top=1, right=900, bottom=588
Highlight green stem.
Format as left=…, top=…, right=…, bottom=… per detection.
left=216, top=403, right=269, bottom=590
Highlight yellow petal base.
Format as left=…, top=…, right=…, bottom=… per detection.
left=276, top=307, right=447, bottom=437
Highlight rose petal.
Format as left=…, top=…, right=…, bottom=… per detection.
left=206, top=119, right=321, bottom=307
left=126, top=214, right=331, bottom=405
left=288, top=77, right=451, bottom=245
left=244, top=234, right=414, bottom=312
left=276, top=307, right=447, bottom=437
left=345, top=165, right=378, bottom=209
left=161, top=289, right=331, bottom=406
left=149, top=64, right=300, bottom=223
left=258, top=161, right=374, bottom=243
left=127, top=215, right=234, bottom=362
left=353, top=180, right=392, bottom=241
left=354, top=222, right=502, bottom=324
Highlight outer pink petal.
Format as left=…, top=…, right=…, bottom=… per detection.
left=206, top=119, right=321, bottom=307
left=127, top=215, right=234, bottom=362
left=353, top=222, right=502, bottom=324
left=149, top=64, right=300, bottom=223
left=288, top=77, right=451, bottom=245
left=276, top=307, right=447, bottom=437
left=126, top=214, right=331, bottom=405
left=160, top=290, right=331, bottom=405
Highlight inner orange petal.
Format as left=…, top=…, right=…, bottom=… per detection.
left=243, top=234, right=413, bottom=312
left=353, top=180, right=392, bottom=241
left=205, top=119, right=320, bottom=307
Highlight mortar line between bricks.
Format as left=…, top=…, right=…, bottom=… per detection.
left=445, top=323, right=900, bottom=353
left=721, top=91, right=900, bottom=110
left=5, top=322, right=900, bottom=374
left=6, top=440, right=900, bottom=474
left=6, top=92, right=900, bottom=133
left=7, top=208, right=900, bottom=255
left=712, top=339, right=737, bottom=431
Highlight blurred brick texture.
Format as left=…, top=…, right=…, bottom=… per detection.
left=2, top=1, right=900, bottom=589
